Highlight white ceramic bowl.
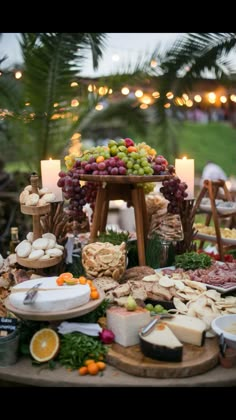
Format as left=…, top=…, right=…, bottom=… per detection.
left=211, top=315, right=236, bottom=349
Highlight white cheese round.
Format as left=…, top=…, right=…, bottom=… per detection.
left=9, top=277, right=91, bottom=313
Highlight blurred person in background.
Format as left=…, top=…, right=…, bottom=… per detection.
left=200, top=160, right=228, bottom=185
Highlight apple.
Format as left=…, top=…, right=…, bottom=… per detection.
left=124, top=138, right=135, bottom=147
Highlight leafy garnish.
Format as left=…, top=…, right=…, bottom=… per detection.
left=175, top=252, right=212, bottom=270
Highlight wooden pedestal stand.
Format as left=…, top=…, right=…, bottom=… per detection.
left=16, top=174, right=63, bottom=269
left=192, top=179, right=234, bottom=261
left=78, top=174, right=172, bottom=266
left=176, top=199, right=197, bottom=255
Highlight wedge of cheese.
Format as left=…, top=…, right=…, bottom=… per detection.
left=164, top=314, right=206, bottom=346
left=106, top=306, right=151, bottom=347
left=139, top=323, right=183, bottom=362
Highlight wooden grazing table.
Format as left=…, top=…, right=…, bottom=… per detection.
left=78, top=174, right=172, bottom=266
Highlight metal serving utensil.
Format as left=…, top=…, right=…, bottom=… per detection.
left=140, top=313, right=174, bottom=337
left=23, top=283, right=42, bottom=305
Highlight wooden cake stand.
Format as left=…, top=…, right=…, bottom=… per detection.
left=16, top=174, right=63, bottom=269
left=78, top=174, right=172, bottom=266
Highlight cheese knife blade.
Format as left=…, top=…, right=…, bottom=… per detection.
left=23, top=282, right=42, bottom=305
left=140, top=313, right=174, bottom=337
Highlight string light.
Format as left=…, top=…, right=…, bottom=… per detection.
left=2, top=65, right=236, bottom=124
left=15, top=71, right=22, bottom=79
left=220, top=95, right=227, bottom=103
left=207, top=92, right=216, bottom=104
left=166, top=91, right=174, bottom=100
left=140, top=103, right=148, bottom=109
left=135, top=90, right=143, bottom=98
left=70, top=82, right=78, bottom=87
left=121, top=87, right=130, bottom=95
left=98, top=86, right=108, bottom=95
left=95, top=103, right=103, bottom=111
left=71, top=99, right=79, bottom=107
left=150, top=59, right=158, bottom=68
left=194, top=94, right=202, bottom=103
left=152, top=91, right=160, bottom=99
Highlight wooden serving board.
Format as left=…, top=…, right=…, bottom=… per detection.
left=5, top=289, right=105, bottom=321
left=106, top=338, right=219, bottom=378
left=16, top=255, right=63, bottom=269
left=21, top=204, right=51, bottom=215
left=78, top=174, right=172, bottom=184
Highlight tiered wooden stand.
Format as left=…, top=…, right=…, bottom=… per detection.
left=78, top=174, right=172, bottom=266
left=16, top=174, right=63, bottom=269
left=192, top=179, right=236, bottom=261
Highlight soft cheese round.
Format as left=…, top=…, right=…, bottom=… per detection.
left=9, top=277, right=91, bottom=313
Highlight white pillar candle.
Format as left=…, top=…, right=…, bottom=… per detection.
left=41, top=159, right=63, bottom=201
left=175, top=157, right=195, bottom=199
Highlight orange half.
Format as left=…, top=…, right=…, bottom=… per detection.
left=30, top=328, right=60, bottom=363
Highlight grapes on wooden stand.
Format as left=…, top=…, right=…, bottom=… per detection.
left=58, top=138, right=188, bottom=223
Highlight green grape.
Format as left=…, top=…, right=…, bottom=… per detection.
left=127, top=161, right=133, bottom=169
left=145, top=303, right=154, bottom=311
left=154, top=304, right=165, bottom=313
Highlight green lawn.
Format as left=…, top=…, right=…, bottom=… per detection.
left=5, top=121, right=236, bottom=178
left=178, top=121, right=236, bottom=177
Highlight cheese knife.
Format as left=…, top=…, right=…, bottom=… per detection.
left=23, top=282, right=42, bottom=305
left=140, top=313, right=174, bottom=337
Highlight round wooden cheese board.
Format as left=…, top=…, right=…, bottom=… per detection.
left=16, top=255, right=63, bottom=269
left=20, top=203, right=51, bottom=215
left=106, top=338, right=219, bottom=378
left=5, top=289, right=105, bottom=321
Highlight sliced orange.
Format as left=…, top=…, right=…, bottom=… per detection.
left=58, top=272, right=73, bottom=281
left=64, top=278, right=78, bottom=285
left=30, top=328, right=60, bottom=363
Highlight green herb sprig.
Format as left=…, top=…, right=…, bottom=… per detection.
left=175, top=252, right=212, bottom=270
left=58, top=332, right=108, bottom=370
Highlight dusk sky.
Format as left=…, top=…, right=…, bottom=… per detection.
left=0, top=33, right=181, bottom=77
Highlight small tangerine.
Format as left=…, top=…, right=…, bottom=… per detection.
left=96, top=361, right=106, bottom=371
left=90, top=290, right=99, bottom=300
left=87, top=362, right=99, bottom=375
left=78, top=366, right=88, bottom=375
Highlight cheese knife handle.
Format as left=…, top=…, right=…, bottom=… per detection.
left=140, top=317, right=161, bottom=337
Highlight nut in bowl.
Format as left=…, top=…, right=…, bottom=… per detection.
left=211, top=314, right=236, bottom=350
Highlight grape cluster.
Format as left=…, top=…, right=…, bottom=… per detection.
left=151, top=155, right=169, bottom=175
left=160, top=176, right=188, bottom=214
left=57, top=169, right=97, bottom=222
left=73, top=156, right=127, bottom=176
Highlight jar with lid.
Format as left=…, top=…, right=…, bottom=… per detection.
left=9, top=227, right=20, bottom=254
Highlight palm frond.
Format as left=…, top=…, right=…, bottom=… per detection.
left=77, top=98, right=148, bottom=138
left=16, top=33, right=107, bottom=161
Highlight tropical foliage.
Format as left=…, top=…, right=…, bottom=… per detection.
left=0, top=33, right=107, bottom=171
left=1, top=33, right=236, bottom=169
